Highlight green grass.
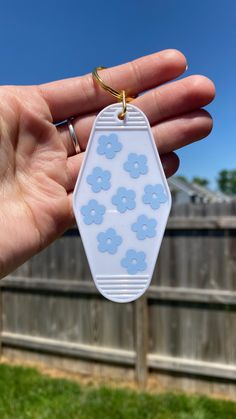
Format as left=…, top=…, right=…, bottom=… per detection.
left=0, top=364, right=236, bottom=419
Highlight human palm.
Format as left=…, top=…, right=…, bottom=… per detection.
left=0, top=50, right=215, bottom=277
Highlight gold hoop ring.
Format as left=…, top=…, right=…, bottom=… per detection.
left=119, top=90, right=127, bottom=120
left=92, top=67, right=136, bottom=119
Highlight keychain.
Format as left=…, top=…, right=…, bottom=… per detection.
left=73, top=67, right=171, bottom=303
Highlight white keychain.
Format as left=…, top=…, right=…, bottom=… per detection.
left=73, top=68, right=171, bottom=303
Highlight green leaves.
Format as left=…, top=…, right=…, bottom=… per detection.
left=217, top=170, right=236, bottom=195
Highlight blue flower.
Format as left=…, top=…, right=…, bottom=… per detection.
left=142, top=184, right=168, bottom=209
left=97, top=228, right=122, bottom=255
left=80, top=199, right=105, bottom=225
left=97, top=133, right=122, bottom=159
left=123, top=153, right=148, bottom=179
left=112, top=187, right=136, bottom=213
left=87, top=167, right=111, bottom=193
left=131, top=215, right=157, bottom=240
left=121, top=249, right=147, bottom=275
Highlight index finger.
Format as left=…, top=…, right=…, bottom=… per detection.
left=39, top=49, right=187, bottom=122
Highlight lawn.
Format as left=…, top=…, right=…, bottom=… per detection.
left=0, top=364, right=236, bottom=418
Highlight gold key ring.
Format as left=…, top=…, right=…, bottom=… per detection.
left=92, top=66, right=136, bottom=120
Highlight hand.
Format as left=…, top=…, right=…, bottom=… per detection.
left=0, top=49, right=215, bottom=277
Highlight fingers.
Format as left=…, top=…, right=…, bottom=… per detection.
left=64, top=107, right=211, bottom=190
left=153, top=109, right=213, bottom=153
left=59, top=75, right=214, bottom=157
left=66, top=152, right=84, bottom=191
left=161, top=152, right=180, bottom=178
left=135, top=74, right=215, bottom=124
left=39, top=49, right=187, bottom=121
left=66, top=151, right=179, bottom=193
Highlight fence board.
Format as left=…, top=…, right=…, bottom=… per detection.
left=1, top=201, right=236, bottom=393
left=3, top=278, right=236, bottom=304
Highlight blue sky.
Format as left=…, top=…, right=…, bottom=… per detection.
left=0, top=0, right=235, bottom=188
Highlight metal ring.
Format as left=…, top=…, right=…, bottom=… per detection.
left=67, top=118, right=81, bottom=154
left=92, top=67, right=136, bottom=119
left=118, top=90, right=127, bottom=120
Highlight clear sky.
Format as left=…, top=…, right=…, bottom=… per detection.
left=0, top=0, right=235, bottom=188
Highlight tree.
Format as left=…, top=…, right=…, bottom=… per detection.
left=217, top=170, right=236, bottom=195
left=192, top=177, right=209, bottom=187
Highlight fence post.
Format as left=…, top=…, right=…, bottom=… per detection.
left=135, top=295, right=148, bottom=387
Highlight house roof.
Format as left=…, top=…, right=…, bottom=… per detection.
left=168, top=177, right=232, bottom=203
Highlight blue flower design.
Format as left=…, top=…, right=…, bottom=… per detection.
left=121, top=249, right=147, bottom=275
left=97, top=228, right=122, bottom=255
left=87, top=167, right=111, bottom=193
left=97, top=133, right=122, bottom=159
left=131, top=215, right=157, bottom=240
left=123, top=153, right=148, bottom=179
left=112, top=187, right=136, bottom=213
left=80, top=199, right=105, bottom=225
left=142, top=184, right=168, bottom=209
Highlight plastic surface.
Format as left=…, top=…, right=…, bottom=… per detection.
left=73, top=104, right=171, bottom=303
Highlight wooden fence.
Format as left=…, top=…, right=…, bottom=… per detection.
left=1, top=201, right=236, bottom=397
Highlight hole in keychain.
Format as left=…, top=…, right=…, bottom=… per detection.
left=92, top=67, right=137, bottom=119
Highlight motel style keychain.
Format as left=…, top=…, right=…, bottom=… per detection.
left=73, top=67, right=171, bottom=303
